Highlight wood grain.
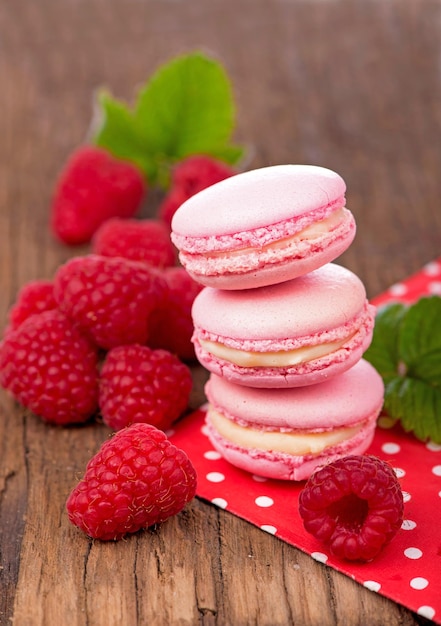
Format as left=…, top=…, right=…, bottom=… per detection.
left=0, top=1, right=440, bottom=624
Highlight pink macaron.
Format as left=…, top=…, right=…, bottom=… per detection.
left=191, top=263, right=375, bottom=388
left=171, top=164, right=356, bottom=290
left=204, top=359, right=384, bottom=481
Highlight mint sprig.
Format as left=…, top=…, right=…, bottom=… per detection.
left=93, top=52, right=245, bottom=187
left=364, top=296, right=441, bottom=443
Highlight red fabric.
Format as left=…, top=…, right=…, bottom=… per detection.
left=169, top=258, right=441, bottom=624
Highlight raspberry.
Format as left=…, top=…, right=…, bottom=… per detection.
left=148, top=267, right=203, bottom=360
left=66, top=423, right=197, bottom=540
left=298, top=455, right=404, bottom=562
left=50, top=146, right=146, bottom=245
left=158, top=187, right=189, bottom=230
left=0, top=310, right=99, bottom=425
left=99, top=344, right=192, bottom=431
left=53, top=254, right=168, bottom=350
left=92, top=218, right=176, bottom=268
left=6, top=280, right=57, bottom=333
left=158, top=155, right=236, bottom=227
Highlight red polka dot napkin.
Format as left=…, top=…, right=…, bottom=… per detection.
left=169, top=258, right=441, bottom=624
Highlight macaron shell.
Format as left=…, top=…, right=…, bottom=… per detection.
left=191, top=264, right=367, bottom=343
left=171, top=164, right=346, bottom=237
left=205, top=360, right=384, bottom=431
left=205, top=415, right=377, bottom=481
left=183, top=214, right=356, bottom=290
left=195, top=312, right=374, bottom=388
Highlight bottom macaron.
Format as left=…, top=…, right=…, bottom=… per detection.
left=204, top=360, right=384, bottom=481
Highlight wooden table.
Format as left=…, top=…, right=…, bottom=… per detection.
left=1, top=1, right=440, bottom=624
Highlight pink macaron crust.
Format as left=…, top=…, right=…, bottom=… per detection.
left=191, top=263, right=375, bottom=388
left=171, top=165, right=355, bottom=290
left=204, top=360, right=384, bottom=481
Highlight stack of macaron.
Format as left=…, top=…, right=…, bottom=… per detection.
left=171, top=165, right=384, bottom=480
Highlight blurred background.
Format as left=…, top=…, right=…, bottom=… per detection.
left=1, top=1, right=440, bottom=305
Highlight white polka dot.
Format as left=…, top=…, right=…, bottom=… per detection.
left=377, top=416, right=397, bottom=429
left=261, top=524, right=277, bottom=534
left=206, top=472, right=225, bottom=483
left=211, top=497, right=228, bottom=509
left=402, top=491, right=412, bottom=503
left=204, top=450, right=222, bottom=460
left=410, top=577, right=429, bottom=590
left=255, top=496, right=274, bottom=508
left=201, top=424, right=210, bottom=437
left=363, top=580, right=381, bottom=592
left=424, top=261, right=440, bottom=276
left=428, top=281, right=441, bottom=295
left=252, top=474, right=268, bottom=482
left=311, top=552, right=328, bottom=563
left=393, top=467, right=406, bottom=478
left=427, top=441, right=441, bottom=452
left=389, top=283, right=407, bottom=296
left=401, top=519, right=417, bottom=530
left=417, top=606, right=436, bottom=620
left=404, top=547, right=423, bottom=560
left=382, top=442, right=401, bottom=454
left=432, top=465, right=441, bottom=477
left=439, top=490, right=441, bottom=498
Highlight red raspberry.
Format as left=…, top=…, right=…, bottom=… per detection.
left=66, top=423, right=197, bottom=540
left=6, top=280, right=57, bottom=333
left=158, top=155, right=236, bottom=227
left=99, top=344, right=192, bottom=431
left=53, top=255, right=168, bottom=350
left=92, top=218, right=176, bottom=268
left=50, top=146, right=146, bottom=245
left=149, top=267, right=203, bottom=360
left=298, top=455, right=404, bottom=562
left=0, top=310, right=99, bottom=425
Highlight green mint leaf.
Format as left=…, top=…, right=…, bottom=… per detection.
left=208, top=143, right=246, bottom=165
left=93, top=91, right=155, bottom=179
left=364, top=296, right=441, bottom=443
left=399, top=296, right=441, bottom=384
left=134, top=52, right=244, bottom=173
left=363, top=303, right=407, bottom=382
left=384, top=377, right=441, bottom=443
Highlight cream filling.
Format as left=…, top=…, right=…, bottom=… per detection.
left=203, top=208, right=346, bottom=258
left=208, top=408, right=364, bottom=456
left=198, top=333, right=354, bottom=367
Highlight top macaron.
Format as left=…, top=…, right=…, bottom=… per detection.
left=171, top=164, right=355, bottom=290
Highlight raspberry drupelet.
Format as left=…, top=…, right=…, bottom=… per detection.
left=53, top=254, right=168, bottom=350
left=5, top=279, right=57, bottom=335
left=0, top=309, right=99, bottom=425
left=92, top=218, right=176, bottom=269
left=99, top=344, right=193, bottom=432
left=159, top=155, right=236, bottom=227
left=148, top=267, right=203, bottom=361
left=298, top=455, right=404, bottom=562
left=51, top=146, right=146, bottom=245
left=66, top=423, right=197, bottom=540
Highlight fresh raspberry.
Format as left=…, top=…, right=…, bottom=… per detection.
left=50, top=146, right=146, bottom=245
left=53, top=254, right=168, bottom=350
left=0, top=310, right=99, bottom=425
left=92, top=218, right=176, bottom=268
left=298, top=455, right=404, bottom=562
left=6, top=280, right=57, bottom=333
left=158, top=155, right=236, bottom=227
left=99, top=344, right=192, bottom=431
left=66, top=422, right=197, bottom=540
left=149, top=267, right=203, bottom=360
